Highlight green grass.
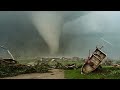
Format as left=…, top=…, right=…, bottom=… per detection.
left=64, top=66, right=120, bottom=79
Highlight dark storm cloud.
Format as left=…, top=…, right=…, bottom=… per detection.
left=0, top=11, right=49, bottom=59
left=62, top=11, right=120, bottom=59
left=0, top=11, right=90, bottom=59
left=0, top=11, right=120, bottom=60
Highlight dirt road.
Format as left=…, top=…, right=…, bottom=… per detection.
left=1, top=69, right=65, bottom=79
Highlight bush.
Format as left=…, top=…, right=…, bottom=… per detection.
left=0, top=60, right=50, bottom=78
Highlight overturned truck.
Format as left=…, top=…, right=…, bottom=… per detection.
left=81, top=46, right=107, bottom=74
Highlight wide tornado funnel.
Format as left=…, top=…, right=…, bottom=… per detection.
left=31, top=11, right=63, bottom=55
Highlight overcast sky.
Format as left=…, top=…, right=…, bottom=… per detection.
left=0, top=11, right=120, bottom=60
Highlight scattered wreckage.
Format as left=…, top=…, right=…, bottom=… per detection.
left=64, top=63, right=77, bottom=70
left=81, top=46, right=107, bottom=74
left=112, top=64, right=120, bottom=68
left=0, top=45, right=33, bottom=68
left=50, top=59, right=78, bottom=69
left=0, top=45, right=18, bottom=65
left=0, top=44, right=108, bottom=76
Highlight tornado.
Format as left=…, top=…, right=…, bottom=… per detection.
left=31, top=11, right=63, bottom=55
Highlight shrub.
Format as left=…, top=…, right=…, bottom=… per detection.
left=0, top=60, right=50, bottom=78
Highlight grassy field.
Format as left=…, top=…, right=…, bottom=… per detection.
left=64, top=66, right=120, bottom=79
left=16, top=59, right=120, bottom=79
left=1, top=58, right=120, bottom=79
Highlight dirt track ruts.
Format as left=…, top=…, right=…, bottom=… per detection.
left=0, top=69, right=65, bottom=79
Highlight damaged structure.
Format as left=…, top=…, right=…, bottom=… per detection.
left=81, top=46, right=107, bottom=74
left=0, top=45, right=18, bottom=65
